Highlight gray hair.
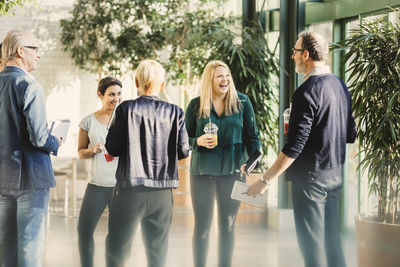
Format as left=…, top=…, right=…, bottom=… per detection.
left=298, top=31, right=329, bottom=61
left=1, top=29, right=31, bottom=63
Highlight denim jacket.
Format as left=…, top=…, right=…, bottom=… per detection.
left=105, top=95, right=190, bottom=189
left=0, top=66, right=59, bottom=189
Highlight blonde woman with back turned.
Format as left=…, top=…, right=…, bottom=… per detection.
left=105, top=59, right=190, bottom=267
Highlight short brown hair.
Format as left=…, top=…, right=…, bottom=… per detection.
left=298, top=31, right=329, bottom=61
left=97, top=76, right=122, bottom=95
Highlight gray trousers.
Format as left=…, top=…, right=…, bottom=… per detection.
left=106, top=186, right=173, bottom=267
left=292, top=179, right=346, bottom=267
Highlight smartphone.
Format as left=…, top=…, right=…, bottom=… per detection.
left=244, top=150, right=262, bottom=175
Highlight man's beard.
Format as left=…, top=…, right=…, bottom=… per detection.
left=295, top=60, right=307, bottom=74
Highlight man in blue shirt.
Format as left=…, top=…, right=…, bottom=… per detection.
left=247, top=32, right=356, bottom=267
left=0, top=30, right=61, bottom=267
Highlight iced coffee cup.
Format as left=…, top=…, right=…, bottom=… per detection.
left=204, top=122, right=218, bottom=146
left=283, top=108, right=291, bottom=135
left=101, top=144, right=114, bottom=162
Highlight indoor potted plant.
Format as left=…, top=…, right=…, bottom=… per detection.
left=333, top=11, right=400, bottom=267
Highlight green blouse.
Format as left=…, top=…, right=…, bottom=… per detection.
left=185, top=92, right=261, bottom=176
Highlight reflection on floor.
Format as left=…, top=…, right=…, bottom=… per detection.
left=44, top=207, right=358, bottom=267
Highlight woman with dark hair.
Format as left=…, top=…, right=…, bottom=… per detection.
left=77, top=76, right=122, bottom=267
left=185, top=60, right=260, bottom=267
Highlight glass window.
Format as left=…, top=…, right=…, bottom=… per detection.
left=343, top=19, right=361, bottom=229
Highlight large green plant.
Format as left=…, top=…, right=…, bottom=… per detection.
left=333, top=14, right=400, bottom=224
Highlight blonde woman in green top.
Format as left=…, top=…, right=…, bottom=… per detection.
left=185, top=60, right=260, bottom=267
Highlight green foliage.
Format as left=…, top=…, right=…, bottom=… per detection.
left=165, top=4, right=238, bottom=84
left=332, top=13, right=400, bottom=224
left=0, top=0, right=30, bottom=15
left=60, top=0, right=184, bottom=77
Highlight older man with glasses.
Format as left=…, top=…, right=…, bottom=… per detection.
left=246, top=31, right=357, bottom=267
left=0, top=29, right=61, bottom=267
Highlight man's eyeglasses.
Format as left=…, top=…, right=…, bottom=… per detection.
left=23, top=46, right=39, bottom=53
left=292, top=48, right=305, bottom=55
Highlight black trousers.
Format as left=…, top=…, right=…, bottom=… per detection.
left=190, top=174, right=242, bottom=267
left=78, top=183, right=113, bottom=267
left=106, top=186, right=173, bottom=267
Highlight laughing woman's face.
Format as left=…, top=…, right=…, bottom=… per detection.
left=212, top=66, right=231, bottom=97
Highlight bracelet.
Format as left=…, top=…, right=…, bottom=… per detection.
left=260, top=176, right=270, bottom=185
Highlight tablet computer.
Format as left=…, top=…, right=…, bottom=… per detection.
left=49, top=119, right=70, bottom=143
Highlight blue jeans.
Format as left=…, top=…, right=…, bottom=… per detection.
left=292, top=180, right=346, bottom=267
left=0, top=188, right=49, bottom=267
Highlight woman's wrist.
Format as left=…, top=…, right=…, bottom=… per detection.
left=90, top=146, right=99, bottom=155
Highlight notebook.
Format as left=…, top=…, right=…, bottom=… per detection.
left=231, top=181, right=268, bottom=208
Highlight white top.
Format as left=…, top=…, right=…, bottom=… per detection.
left=302, top=65, right=331, bottom=82
left=79, top=113, right=118, bottom=187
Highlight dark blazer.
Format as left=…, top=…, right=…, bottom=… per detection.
left=105, top=95, right=190, bottom=189
left=282, top=74, right=356, bottom=186
left=0, top=66, right=59, bottom=189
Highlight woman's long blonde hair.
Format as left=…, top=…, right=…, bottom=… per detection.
left=198, top=60, right=241, bottom=118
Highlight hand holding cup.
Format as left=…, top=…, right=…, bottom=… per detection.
left=197, top=134, right=217, bottom=149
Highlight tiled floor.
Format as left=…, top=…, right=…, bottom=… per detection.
left=44, top=207, right=358, bottom=267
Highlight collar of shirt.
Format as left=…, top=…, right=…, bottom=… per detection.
left=302, top=65, right=331, bottom=82
left=6, top=65, right=36, bottom=80
left=7, top=65, right=27, bottom=73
